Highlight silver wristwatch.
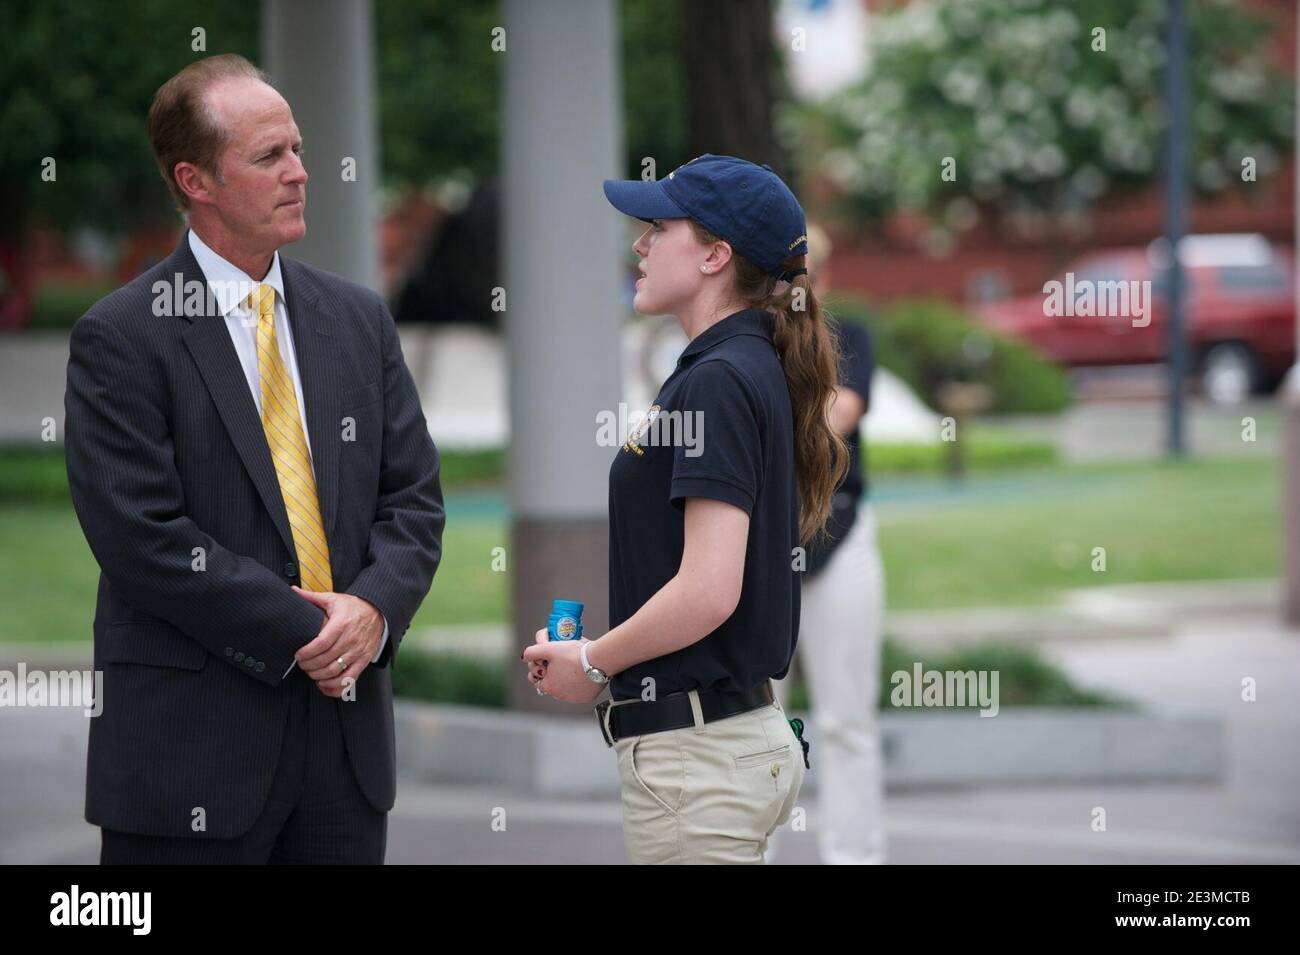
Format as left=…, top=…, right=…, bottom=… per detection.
left=580, top=641, right=610, bottom=684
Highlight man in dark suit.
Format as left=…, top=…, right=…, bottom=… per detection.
left=63, top=54, right=445, bottom=863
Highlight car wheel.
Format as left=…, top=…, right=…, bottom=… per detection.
left=1201, top=342, right=1259, bottom=405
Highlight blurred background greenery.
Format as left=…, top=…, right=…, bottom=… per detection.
left=1, top=0, right=1289, bottom=712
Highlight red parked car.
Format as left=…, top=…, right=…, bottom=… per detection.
left=975, top=234, right=1295, bottom=403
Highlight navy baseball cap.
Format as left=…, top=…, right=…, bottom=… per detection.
left=602, top=154, right=809, bottom=277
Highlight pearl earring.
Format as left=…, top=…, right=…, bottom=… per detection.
left=701, top=266, right=710, bottom=273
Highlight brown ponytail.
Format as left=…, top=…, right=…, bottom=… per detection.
left=689, top=221, right=849, bottom=546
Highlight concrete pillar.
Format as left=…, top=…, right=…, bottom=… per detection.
left=1284, top=0, right=1300, bottom=627
left=502, top=0, right=625, bottom=710
left=263, top=0, right=379, bottom=289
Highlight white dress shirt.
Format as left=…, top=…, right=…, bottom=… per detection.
left=187, top=229, right=388, bottom=678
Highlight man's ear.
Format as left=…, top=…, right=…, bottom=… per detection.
left=173, top=161, right=213, bottom=207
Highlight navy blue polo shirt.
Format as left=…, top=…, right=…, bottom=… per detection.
left=607, top=308, right=799, bottom=701
left=805, top=320, right=875, bottom=576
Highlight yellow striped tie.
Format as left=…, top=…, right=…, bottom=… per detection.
left=251, top=283, right=333, bottom=592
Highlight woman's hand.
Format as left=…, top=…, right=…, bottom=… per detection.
left=525, top=628, right=549, bottom=686
left=523, top=632, right=605, bottom=704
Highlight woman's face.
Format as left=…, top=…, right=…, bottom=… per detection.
left=630, top=218, right=709, bottom=317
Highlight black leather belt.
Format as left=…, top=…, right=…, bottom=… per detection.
left=594, top=681, right=775, bottom=746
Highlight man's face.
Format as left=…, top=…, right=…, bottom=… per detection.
left=200, top=77, right=308, bottom=251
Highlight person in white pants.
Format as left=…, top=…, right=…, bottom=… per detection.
left=768, top=225, right=887, bottom=865
left=770, top=500, right=887, bottom=864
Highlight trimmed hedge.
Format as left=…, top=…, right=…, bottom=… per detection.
left=391, top=649, right=506, bottom=708
left=28, top=282, right=117, bottom=331
left=869, top=434, right=1055, bottom=473
left=392, top=640, right=1127, bottom=711
left=0, top=436, right=1057, bottom=506
left=0, top=446, right=507, bottom=504
left=830, top=296, right=1072, bottom=415
left=0, top=447, right=69, bottom=503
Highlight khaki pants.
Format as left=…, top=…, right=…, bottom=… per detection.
left=610, top=691, right=805, bottom=864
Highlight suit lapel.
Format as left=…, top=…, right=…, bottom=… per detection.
left=174, top=233, right=341, bottom=562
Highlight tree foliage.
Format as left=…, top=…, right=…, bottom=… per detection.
left=798, top=0, right=1293, bottom=236
left=2, top=0, right=688, bottom=235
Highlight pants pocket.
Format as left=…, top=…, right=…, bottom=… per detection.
left=627, top=735, right=684, bottom=816
left=732, top=744, right=793, bottom=771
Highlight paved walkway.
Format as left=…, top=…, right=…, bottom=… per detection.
left=3, top=580, right=1296, bottom=864
left=0, top=325, right=939, bottom=449
left=1, top=329, right=1281, bottom=459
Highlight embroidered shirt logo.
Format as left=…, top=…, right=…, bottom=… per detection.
left=621, top=404, right=660, bottom=456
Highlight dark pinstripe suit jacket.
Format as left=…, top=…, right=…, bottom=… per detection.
left=64, top=233, right=445, bottom=838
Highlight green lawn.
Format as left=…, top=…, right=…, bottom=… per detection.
left=414, top=509, right=506, bottom=628
left=0, top=498, right=505, bottom=643
left=0, top=455, right=1279, bottom=642
left=0, top=501, right=102, bottom=643
left=876, top=457, right=1279, bottom=610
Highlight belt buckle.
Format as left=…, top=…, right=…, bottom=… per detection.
left=594, top=699, right=614, bottom=748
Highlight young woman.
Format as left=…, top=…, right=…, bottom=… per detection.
left=523, top=154, right=847, bottom=864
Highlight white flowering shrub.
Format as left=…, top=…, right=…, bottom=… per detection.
left=795, top=0, right=1293, bottom=236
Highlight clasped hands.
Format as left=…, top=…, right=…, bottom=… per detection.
left=291, top=586, right=383, bottom=698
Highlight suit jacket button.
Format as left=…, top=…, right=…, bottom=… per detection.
left=245, top=657, right=256, bottom=667
left=234, top=651, right=245, bottom=662
left=284, top=562, right=297, bottom=578
left=255, top=661, right=266, bottom=673
left=224, top=646, right=234, bottom=656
